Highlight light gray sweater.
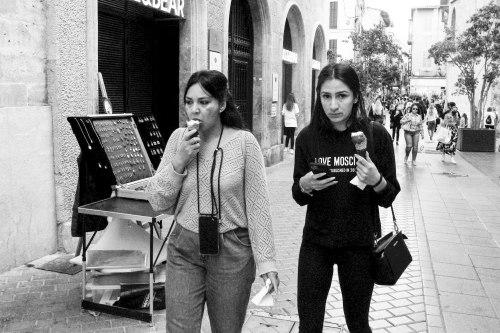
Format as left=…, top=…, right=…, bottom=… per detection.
left=146, top=127, right=277, bottom=275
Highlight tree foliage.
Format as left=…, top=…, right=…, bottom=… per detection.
left=428, top=2, right=500, bottom=129
left=346, top=24, right=404, bottom=101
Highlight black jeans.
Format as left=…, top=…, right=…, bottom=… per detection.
left=298, top=240, right=374, bottom=333
left=284, top=126, right=296, bottom=149
left=392, top=124, right=401, bottom=142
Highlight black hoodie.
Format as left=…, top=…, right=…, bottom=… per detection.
left=292, top=120, right=400, bottom=248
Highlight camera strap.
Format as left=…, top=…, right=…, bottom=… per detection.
left=196, top=126, right=224, bottom=220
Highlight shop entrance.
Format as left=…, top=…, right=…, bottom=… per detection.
left=97, top=0, right=180, bottom=141
left=281, top=19, right=293, bottom=143
left=228, top=0, right=254, bottom=131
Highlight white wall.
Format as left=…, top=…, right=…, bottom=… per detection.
left=411, top=7, right=445, bottom=77
left=328, top=0, right=356, bottom=61
left=0, top=1, right=57, bottom=271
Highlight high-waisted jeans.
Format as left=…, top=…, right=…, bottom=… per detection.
left=165, top=223, right=256, bottom=333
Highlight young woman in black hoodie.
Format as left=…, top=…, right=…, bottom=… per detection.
left=292, top=63, right=401, bottom=333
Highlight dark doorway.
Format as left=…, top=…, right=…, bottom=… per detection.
left=311, top=69, right=317, bottom=115
left=311, top=47, right=318, bottom=117
left=228, top=0, right=254, bottom=131
left=97, top=0, right=180, bottom=141
left=281, top=19, right=293, bottom=143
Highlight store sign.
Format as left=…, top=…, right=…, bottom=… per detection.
left=130, top=0, right=185, bottom=18
left=312, top=59, right=320, bottom=70
left=282, top=49, right=297, bottom=64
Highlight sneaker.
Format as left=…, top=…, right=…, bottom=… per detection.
left=412, top=160, right=417, bottom=166
left=441, top=154, right=445, bottom=162
left=396, top=141, right=399, bottom=145
left=284, top=147, right=288, bottom=152
left=404, top=157, right=408, bottom=164
left=290, top=149, right=294, bottom=155
left=451, top=156, right=456, bottom=164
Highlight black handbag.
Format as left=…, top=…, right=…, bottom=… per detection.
left=372, top=206, right=412, bottom=286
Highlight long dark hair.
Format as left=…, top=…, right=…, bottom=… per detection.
left=310, top=63, right=368, bottom=138
left=285, top=93, right=296, bottom=111
left=183, top=70, right=243, bottom=129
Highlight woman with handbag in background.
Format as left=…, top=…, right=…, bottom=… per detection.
left=146, top=70, right=279, bottom=332
left=292, top=63, right=400, bottom=333
left=401, top=103, right=425, bottom=166
left=436, top=113, right=458, bottom=164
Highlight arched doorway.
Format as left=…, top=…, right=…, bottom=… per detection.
left=311, top=25, right=326, bottom=119
left=228, top=0, right=254, bottom=131
left=281, top=19, right=293, bottom=142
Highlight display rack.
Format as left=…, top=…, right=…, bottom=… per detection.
left=78, top=197, right=171, bottom=324
left=132, top=113, right=165, bottom=170
left=68, top=114, right=154, bottom=185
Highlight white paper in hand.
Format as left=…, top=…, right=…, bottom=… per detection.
left=251, top=279, right=274, bottom=307
left=350, top=175, right=367, bottom=190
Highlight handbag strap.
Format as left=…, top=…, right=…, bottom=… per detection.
left=368, top=121, right=399, bottom=245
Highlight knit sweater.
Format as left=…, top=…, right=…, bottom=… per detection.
left=292, top=121, right=400, bottom=248
left=146, top=127, right=276, bottom=275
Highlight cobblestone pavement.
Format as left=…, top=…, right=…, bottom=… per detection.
left=1, top=131, right=499, bottom=333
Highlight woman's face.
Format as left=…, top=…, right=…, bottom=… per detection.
left=411, top=105, right=419, bottom=114
left=444, top=114, right=453, bottom=125
left=320, top=78, right=357, bottom=131
left=185, top=83, right=224, bottom=132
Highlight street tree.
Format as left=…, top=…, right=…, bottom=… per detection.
left=428, top=2, right=500, bottom=129
left=345, top=24, right=404, bottom=103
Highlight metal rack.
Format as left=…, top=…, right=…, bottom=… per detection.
left=78, top=197, right=171, bottom=324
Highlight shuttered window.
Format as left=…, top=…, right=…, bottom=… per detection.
left=98, top=0, right=154, bottom=115
left=98, top=11, right=125, bottom=114
left=330, top=2, right=338, bottom=29
left=329, top=39, right=337, bottom=56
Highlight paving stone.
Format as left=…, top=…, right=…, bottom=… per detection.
left=443, top=311, right=500, bottom=333
left=426, top=314, right=444, bottom=328
left=388, top=307, right=413, bottom=317
left=408, top=311, right=426, bottom=322
left=371, top=302, right=394, bottom=311
left=387, top=316, right=413, bottom=326
left=388, top=299, right=412, bottom=308
left=370, top=319, right=393, bottom=329
left=386, top=325, right=414, bottom=333
left=408, top=321, right=427, bottom=332
left=435, top=275, right=485, bottom=296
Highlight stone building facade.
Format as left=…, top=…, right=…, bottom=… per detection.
left=0, top=0, right=329, bottom=272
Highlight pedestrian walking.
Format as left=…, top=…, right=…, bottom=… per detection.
left=459, top=113, right=468, bottom=128
left=437, top=113, right=458, bottom=164
left=401, top=103, right=425, bottom=166
left=425, top=103, right=438, bottom=140
left=146, top=70, right=279, bottom=333
left=369, top=95, right=385, bottom=125
left=292, top=63, right=400, bottom=333
left=282, top=92, right=299, bottom=154
left=390, top=104, right=403, bottom=144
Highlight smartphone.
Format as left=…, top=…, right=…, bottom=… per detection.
left=199, top=214, right=219, bottom=255
left=309, top=162, right=334, bottom=180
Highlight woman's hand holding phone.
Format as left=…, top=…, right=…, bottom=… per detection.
left=300, top=165, right=337, bottom=192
